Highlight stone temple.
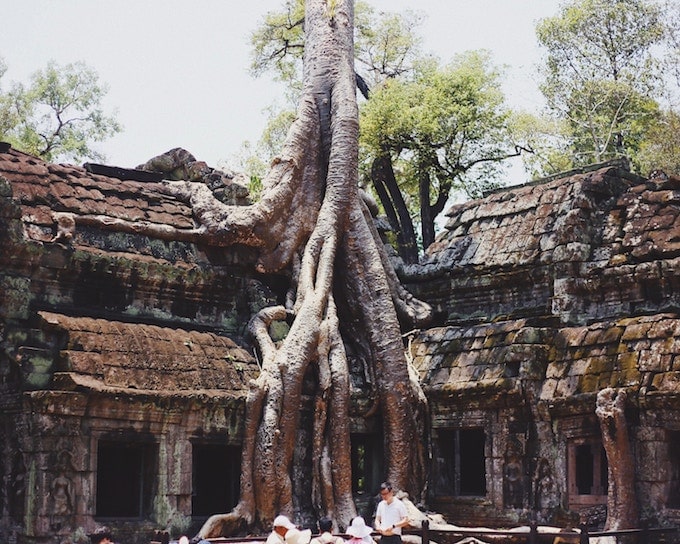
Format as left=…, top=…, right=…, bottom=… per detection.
left=0, top=143, right=679, bottom=543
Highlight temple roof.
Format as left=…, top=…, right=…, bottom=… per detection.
left=426, top=164, right=680, bottom=270
left=413, top=313, right=680, bottom=410
left=33, top=311, right=259, bottom=398
left=0, top=146, right=195, bottom=245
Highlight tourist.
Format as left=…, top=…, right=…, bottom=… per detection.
left=310, top=517, right=345, bottom=544
left=88, top=526, right=114, bottom=544
left=346, top=516, right=373, bottom=544
left=286, top=527, right=312, bottom=544
left=266, top=515, right=297, bottom=544
left=374, top=482, right=408, bottom=544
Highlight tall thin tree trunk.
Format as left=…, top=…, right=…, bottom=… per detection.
left=371, top=154, right=419, bottom=263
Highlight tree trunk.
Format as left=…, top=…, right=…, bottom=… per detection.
left=370, top=153, right=419, bottom=263
left=595, top=388, right=639, bottom=531
left=418, top=166, right=436, bottom=250
left=165, top=0, right=433, bottom=538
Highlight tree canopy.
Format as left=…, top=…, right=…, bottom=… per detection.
left=360, top=51, right=520, bottom=254
left=0, top=60, right=121, bottom=163
left=522, top=0, right=680, bottom=177
left=246, top=3, right=522, bottom=262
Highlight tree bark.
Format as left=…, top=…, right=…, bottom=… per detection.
left=595, top=388, right=639, bottom=531
left=175, top=0, right=433, bottom=538
left=418, top=166, right=436, bottom=251
left=371, top=154, right=419, bottom=263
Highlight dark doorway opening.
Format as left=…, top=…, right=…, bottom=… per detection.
left=432, top=428, right=487, bottom=497
left=351, top=433, right=384, bottom=496
left=574, top=442, right=607, bottom=495
left=192, top=444, right=240, bottom=516
left=96, top=440, right=156, bottom=518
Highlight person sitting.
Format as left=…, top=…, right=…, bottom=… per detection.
left=310, top=517, right=344, bottom=544
left=346, top=516, right=373, bottom=544
left=266, top=515, right=297, bottom=544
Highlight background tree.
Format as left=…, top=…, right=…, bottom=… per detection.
left=360, top=51, right=521, bottom=256
left=0, top=59, right=121, bottom=163
left=637, top=108, right=680, bottom=175
left=524, top=0, right=680, bottom=176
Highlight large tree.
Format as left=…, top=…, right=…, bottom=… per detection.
left=526, top=0, right=680, bottom=176
left=0, top=60, right=120, bottom=163
left=152, top=0, right=430, bottom=537
left=360, top=52, right=521, bottom=257
left=247, top=4, right=522, bottom=262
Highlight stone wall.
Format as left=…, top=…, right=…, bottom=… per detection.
left=0, top=147, right=266, bottom=543
left=405, top=166, right=680, bottom=528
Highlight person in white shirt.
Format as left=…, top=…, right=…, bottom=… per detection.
left=374, top=482, right=408, bottom=544
left=310, top=517, right=345, bottom=544
left=266, top=515, right=297, bottom=544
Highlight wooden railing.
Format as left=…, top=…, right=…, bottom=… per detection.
left=413, top=520, right=679, bottom=544
left=154, top=520, right=679, bottom=544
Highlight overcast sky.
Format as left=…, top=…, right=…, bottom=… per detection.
left=0, top=0, right=562, bottom=183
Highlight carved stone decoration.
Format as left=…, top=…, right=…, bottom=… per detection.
left=534, top=458, right=557, bottom=511
left=49, top=450, right=75, bottom=532
left=503, top=439, right=524, bottom=508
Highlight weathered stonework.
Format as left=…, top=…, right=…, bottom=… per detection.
left=1, top=146, right=679, bottom=542
left=0, top=147, right=267, bottom=544
left=405, top=164, right=680, bottom=529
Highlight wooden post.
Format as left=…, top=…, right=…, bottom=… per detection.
left=420, top=519, right=429, bottom=544
left=528, top=520, right=538, bottom=544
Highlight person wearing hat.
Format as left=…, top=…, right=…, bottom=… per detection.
left=266, top=515, right=297, bottom=544
left=346, top=516, right=373, bottom=544
left=285, top=527, right=312, bottom=544
left=88, top=526, right=114, bottom=544
left=374, top=482, right=408, bottom=544
left=310, top=517, right=344, bottom=544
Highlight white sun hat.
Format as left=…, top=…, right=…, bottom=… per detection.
left=285, top=528, right=312, bottom=544
left=274, top=515, right=296, bottom=530
left=347, top=517, right=372, bottom=539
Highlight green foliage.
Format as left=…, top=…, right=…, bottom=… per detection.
left=360, top=51, right=514, bottom=200
left=250, top=0, right=305, bottom=98
left=637, top=108, right=680, bottom=175
left=509, top=111, right=573, bottom=179
left=532, top=0, right=678, bottom=175
left=354, top=5, right=424, bottom=88
left=0, top=59, right=121, bottom=163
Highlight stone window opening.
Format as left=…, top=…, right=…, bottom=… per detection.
left=432, top=428, right=487, bottom=497
left=669, top=431, right=680, bottom=508
left=95, top=440, right=157, bottom=519
left=567, top=438, right=608, bottom=507
left=191, top=443, right=241, bottom=517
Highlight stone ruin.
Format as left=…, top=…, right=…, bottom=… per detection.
left=0, top=144, right=679, bottom=543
